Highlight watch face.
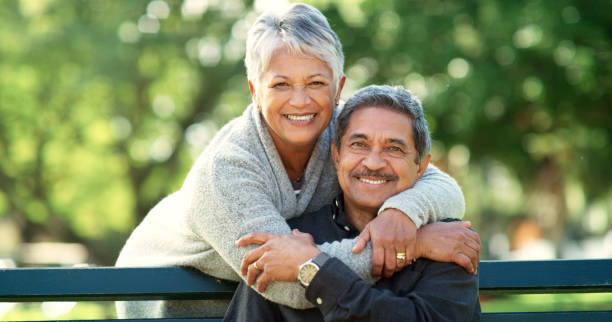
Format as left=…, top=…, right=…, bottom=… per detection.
left=299, top=263, right=319, bottom=286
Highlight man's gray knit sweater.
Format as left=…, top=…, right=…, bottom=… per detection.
left=115, top=104, right=465, bottom=317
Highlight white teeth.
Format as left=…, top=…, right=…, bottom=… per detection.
left=359, top=178, right=386, bottom=185
left=286, top=114, right=315, bottom=121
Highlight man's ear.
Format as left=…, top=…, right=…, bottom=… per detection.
left=417, top=154, right=431, bottom=179
left=331, top=141, right=340, bottom=168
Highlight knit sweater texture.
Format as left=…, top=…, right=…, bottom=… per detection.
left=115, top=104, right=465, bottom=317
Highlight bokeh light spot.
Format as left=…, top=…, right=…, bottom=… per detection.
left=147, top=0, right=170, bottom=19
left=513, top=24, right=543, bottom=48
left=118, top=22, right=140, bottom=43
left=198, top=37, right=222, bottom=66
left=447, top=58, right=470, bottom=79
left=182, top=0, right=209, bottom=20
left=138, top=15, right=160, bottom=34
left=522, top=77, right=544, bottom=101
left=152, top=95, right=176, bottom=118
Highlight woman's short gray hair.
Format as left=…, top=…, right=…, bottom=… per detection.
left=245, top=3, right=344, bottom=90
left=334, top=85, right=431, bottom=164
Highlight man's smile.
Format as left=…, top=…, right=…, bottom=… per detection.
left=358, top=178, right=388, bottom=185
left=351, top=170, right=398, bottom=186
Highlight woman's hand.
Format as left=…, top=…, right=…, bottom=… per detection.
left=236, top=230, right=320, bottom=292
left=416, top=221, right=481, bottom=274
left=352, top=208, right=417, bottom=278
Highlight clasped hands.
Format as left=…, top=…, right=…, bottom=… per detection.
left=236, top=209, right=481, bottom=292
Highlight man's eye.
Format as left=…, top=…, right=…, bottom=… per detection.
left=272, top=82, right=289, bottom=88
left=309, top=81, right=325, bottom=87
left=351, top=142, right=367, bottom=148
left=385, top=146, right=406, bottom=155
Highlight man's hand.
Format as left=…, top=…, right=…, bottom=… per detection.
left=416, top=221, right=481, bottom=274
left=352, top=208, right=417, bottom=278
left=236, top=230, right=320, bottom=292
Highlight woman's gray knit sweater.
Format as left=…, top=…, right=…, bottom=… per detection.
left=115, top=104, right=465, bottom=317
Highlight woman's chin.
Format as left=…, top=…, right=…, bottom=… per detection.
left=287, top=136, right=319, bottom=149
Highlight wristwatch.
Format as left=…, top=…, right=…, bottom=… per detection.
left=298, top=252, right=331, bottom=287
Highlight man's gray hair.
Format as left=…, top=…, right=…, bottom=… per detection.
left=334, top=85, right=431, bottom=163
left=245, top=3, right=344, bottom=90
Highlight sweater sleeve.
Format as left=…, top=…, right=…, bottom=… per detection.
left=378, top=164, right=465, bottom=228
left=182, top=149, right=317, bottom=309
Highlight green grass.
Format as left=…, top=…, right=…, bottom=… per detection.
left=481, top=293, right=612, bottom=313
left=0, top=302, right=115, bottom=320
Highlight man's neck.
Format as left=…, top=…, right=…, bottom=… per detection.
left=342, top=197, right=377, bottom=232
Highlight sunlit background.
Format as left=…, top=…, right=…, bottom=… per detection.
left=1, top=0, right=611, bottom=319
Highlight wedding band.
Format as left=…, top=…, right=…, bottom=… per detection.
left=253, top=262, right=260, bottom=270
left=396, top=252, right=407, bottom=260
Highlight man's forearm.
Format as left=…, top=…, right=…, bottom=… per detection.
left=306, top=258, right=479, bottom=321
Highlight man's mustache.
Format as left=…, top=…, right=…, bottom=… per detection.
left=350, top=169, right=398, bottom=181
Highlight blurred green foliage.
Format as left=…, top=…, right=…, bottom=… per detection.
left=0, top=0, right=611, bottom=265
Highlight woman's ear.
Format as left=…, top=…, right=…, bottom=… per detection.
left=248, top=80, right=256, bottom=96
left=248, top=80, right=261, bottom=111
left=334, top=76, right=346, bottom=105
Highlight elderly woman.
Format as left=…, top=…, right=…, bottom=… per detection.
left=116, top=3, right=476, bottom=318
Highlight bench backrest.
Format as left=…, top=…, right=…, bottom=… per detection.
left=478, top=259, right=612, bottom=322
left=1, top=259, right=611, bottom=321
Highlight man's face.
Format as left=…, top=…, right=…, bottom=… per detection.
left=332, top=106, right=431, bottom=214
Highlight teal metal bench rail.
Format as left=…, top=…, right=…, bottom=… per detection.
left=1, top=259, right=610, bottom=321
left=478, top=259, right=612, bottom=322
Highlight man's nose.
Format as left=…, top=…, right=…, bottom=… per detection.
left=289, top=87, right=311, bottom=107
left=362, top=149, right=386, bottom=171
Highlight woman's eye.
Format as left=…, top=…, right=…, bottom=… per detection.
left=351, top=142, right=366, bottom=148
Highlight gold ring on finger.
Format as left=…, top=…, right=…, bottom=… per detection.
left=253, top=262, right=260, bottom=270
left=396, top=252, right=407, bottom=260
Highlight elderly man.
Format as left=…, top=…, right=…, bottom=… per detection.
left=227, top=85, right=481, bottom=321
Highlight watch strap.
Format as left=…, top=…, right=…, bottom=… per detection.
left=312, top=252, right=331, bottom=268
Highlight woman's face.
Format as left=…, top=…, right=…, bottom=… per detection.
left=249, top=47, right=345, bottom=152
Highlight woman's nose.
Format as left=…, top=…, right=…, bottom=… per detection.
left=289, top=87, right=311, bottom=107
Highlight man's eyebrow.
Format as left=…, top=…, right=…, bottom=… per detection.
left=387, top=138, right=408, bottom=147
left=347, top=133, right=368, bottom=141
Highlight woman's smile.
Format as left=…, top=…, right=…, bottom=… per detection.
left=284, top=113, right=317, bottom=122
